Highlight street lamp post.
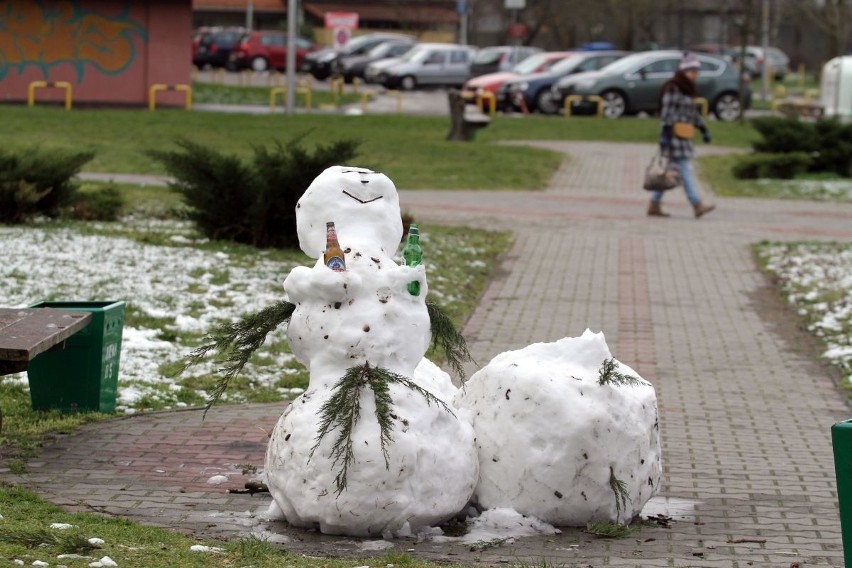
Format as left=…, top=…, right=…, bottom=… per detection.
left=286, top=0, right=297, bottom=114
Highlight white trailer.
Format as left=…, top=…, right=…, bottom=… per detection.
left=820, top=55, right=852, bottom=123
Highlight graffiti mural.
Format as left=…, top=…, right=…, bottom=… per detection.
left=0, top=0, right=146, bottom=80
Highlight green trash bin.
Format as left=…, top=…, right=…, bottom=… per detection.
left=833, top=419, right=852, bottom=568
left=26, top=300, right=125, bottom=413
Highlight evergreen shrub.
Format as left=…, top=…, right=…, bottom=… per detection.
left=812, top=120, right=852, bottom=177
left=732, top=152, right=812, bottom=180
left=749, top=116, right=852, bottom=177
left=0, top=149, right=94, bottom=224
left=69, top=186, right=125, bottom=221
left=750, top=116, right=819, bottom=154
left=149, top=136, right=360, bottom=248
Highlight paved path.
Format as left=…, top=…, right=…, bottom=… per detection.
left=7, top=141, right=852, bottom=567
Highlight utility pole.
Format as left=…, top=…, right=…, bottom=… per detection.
left=760, top=0, right=770, bottom=101
left=246, top=0, right=253, bottom=31
left=286, top=0, right=297, bottom=114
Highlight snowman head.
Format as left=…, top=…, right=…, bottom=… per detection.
left=296, top=166, right=403, bottom=258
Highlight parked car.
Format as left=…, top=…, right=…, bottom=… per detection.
left=193, top=27, right=245, bottom=69
left=333, top=38, right=418, bottom=82
left=469, top=45, right=543, bottom=77
left=364, top=55, right=406, bottom=84
left=381, top=43, right=478, bottom=90
left=498, top=51, right=627, bottom=114
left=304, top=32, right=415, bottom=80
left=228, top=31, right=317, bottom=72
left=722, top=46, right=790, bottom=80
left=462, top=51, right=575, bottom=109
left=553, top=50, right=751, bottom=121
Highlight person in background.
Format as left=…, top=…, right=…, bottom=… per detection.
left=648, top=52, right=716, bottom=219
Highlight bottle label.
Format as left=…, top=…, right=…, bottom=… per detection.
left=326, top=256, right=346, bottom=272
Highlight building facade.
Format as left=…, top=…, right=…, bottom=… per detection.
left=1, top=0, right=192, bottom=107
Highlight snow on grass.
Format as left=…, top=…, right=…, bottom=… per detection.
left=757, top=241, right=852, bottom=388
left=2, top=222, right=301, bottom=411
left=756, top=178, right=852, bottom=201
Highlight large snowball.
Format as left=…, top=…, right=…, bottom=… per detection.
left=296, top=166, right=403, bottom=259
left=266, top=378, right=478, bottom=536
left=455, top=329, right=662, bottom=526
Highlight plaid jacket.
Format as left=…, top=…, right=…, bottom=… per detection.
left=660, top=87, right=706, bottom=161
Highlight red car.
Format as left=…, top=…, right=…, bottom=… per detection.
left=228, top=31, right=318, bottom=72
left=462, top=51, right=575, bottom=100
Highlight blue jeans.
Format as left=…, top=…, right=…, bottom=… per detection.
left=652, top=158, right=700, bottom=206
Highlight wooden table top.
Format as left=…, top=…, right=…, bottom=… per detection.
left=0, top=307, right=93, bottom=375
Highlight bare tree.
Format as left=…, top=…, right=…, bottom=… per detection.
left=793, top=0, right=850, bottom=58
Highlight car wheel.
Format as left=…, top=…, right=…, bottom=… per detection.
left=535, top=89, right=559, bottom=115
left=400, top=75, right=417, bottom=91
left=601, top=90, right=626, bottom=118
left=713, top=92, right=741, bottom=122
left=251, top=57, right=268, bottom=72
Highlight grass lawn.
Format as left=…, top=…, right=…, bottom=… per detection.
left=2, top=105, right=757, bottom=190
left=698, top=154, right=852, bottom=202
left=192, top=80, right=360, bottom=108
left=0, top=485, right=460, bottom=568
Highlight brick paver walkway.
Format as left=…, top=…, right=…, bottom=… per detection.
left=7, top=141, right=852, bottom=567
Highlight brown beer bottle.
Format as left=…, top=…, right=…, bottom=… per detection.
left=323, top=221, right=346, bottom=272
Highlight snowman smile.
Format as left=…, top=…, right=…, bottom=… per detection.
left=342, top=189, right=384, bottom=204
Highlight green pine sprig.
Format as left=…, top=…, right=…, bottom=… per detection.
left=310, top=362, right=454, bottom=495
left=427, top=300, right=474, bottom=380
left=176, top=300, right=296, bottom=418
left=609, top=466, right=630, bottom=521
left=597, top=357, right=647, bottom=387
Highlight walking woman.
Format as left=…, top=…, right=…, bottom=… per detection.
left=648, top=52, right=716, bottom=218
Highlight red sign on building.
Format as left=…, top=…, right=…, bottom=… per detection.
left=324, top=12, right=359, bottom=29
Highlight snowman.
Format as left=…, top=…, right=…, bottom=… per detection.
left=265, top=166, right=478, bottom=537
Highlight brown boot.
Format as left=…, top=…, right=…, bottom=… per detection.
left=693, top=202, right=716, bottom=218
left=647, top=201, right=670, bottom=217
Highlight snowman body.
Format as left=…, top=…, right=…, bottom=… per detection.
left=266, top=166, right=478, bottom=536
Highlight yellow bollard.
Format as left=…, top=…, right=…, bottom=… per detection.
left=693, top=97, right=708, bottom=118
left=328, top=76, right=345, bottom=103
left=352, top=77, right=361, bottom=94
left=386, top=90, right=403, bottom=114
left=587, top=95, right=604, bottom=118
left=269, top=86, right=312, bottom=112
left=476, top=91, right=497, bottom=117
left=214, top=68, right=225, bottom=84
left=360, top=89, right=377, bottom=113
left=149, top=84, right=192, bottom=111
left=563, top=95, right=583, bottom=117
left=27, top=81, right=73, bottom=110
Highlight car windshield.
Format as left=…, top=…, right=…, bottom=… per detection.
left=400, top=46, right=431, bottom=62
left=546, top=55, right=586, bottom=74
left=765, top=48, right=788, bottom=63
left=595, top=53, right=664, bottom=74
left=474, top=48, right=505, bottom=65
left=513, top=52, right=558, bottom=74
left=367, top=42, right=397, bottom=58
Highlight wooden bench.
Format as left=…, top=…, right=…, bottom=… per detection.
left=446, top=89, right=491, bottom=141
left=0, top=307, right=92, bottom=376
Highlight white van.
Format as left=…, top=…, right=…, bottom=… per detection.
left=820, top=55, right=852, bottom=123
left=381, top=43, right=478, bottom=90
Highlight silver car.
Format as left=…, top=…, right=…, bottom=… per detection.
left=380, top=43, right=478, bottom=90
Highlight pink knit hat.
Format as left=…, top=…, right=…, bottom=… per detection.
left=679, top=52, right=700, bottom=71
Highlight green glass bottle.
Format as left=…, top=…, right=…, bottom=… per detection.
left=402, top=224, right=422, bottom=296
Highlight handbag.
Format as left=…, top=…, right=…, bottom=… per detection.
left=643, top=153, right=681, bottom=191
left=673, top=122, right=695, bottom=139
